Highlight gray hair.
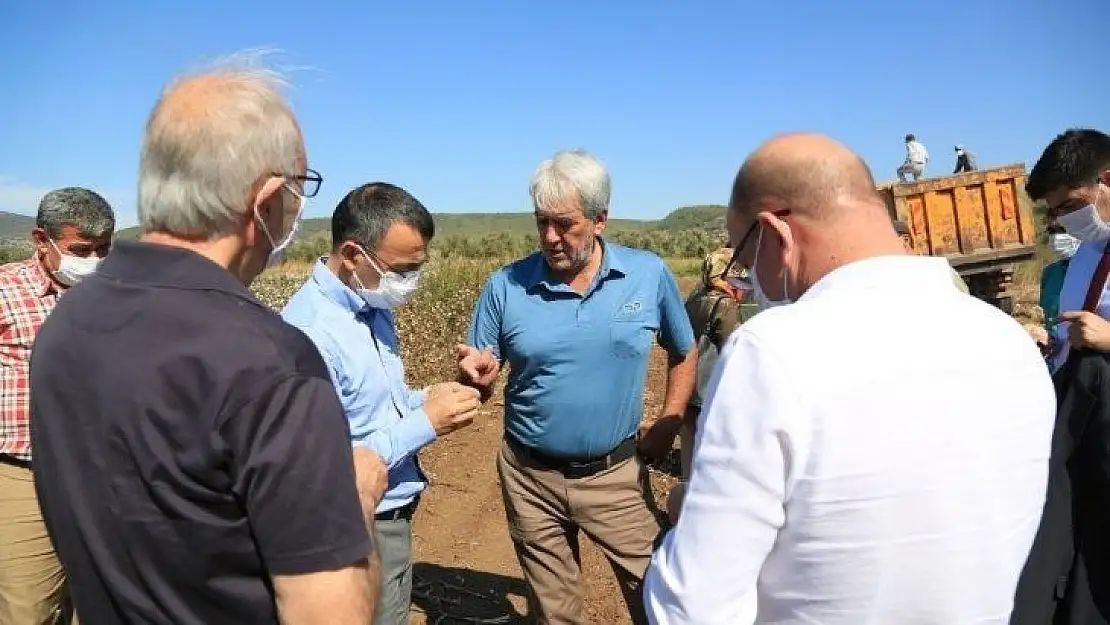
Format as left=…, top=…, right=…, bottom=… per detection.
left=137, top=50, right=302, bottom=239
left=529, top=149, right=611, bottom=220
left=36, top=187, right=116, bottom=239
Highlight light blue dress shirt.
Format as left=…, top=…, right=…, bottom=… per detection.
left=281, top=259, right=436, bottom=513
left=467, top=241, right=695, bottom=459
left=1051, top=240, right=1110, bottom=372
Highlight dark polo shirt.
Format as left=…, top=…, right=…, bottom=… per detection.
left=29, top=240, right=371, bottom=624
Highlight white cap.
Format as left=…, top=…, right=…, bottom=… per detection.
left=955, top=144, right=964, bottom=151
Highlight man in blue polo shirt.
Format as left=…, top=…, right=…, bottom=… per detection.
left=457, top=149, right=697, bottom=625
left=282, top=182, right=481, bottom=625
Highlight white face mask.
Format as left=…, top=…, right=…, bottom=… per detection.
left=49, top=239, right=101, bottom=287
left=352, top=248, right=421, bottom=310
left=256, top=191, right=306, bottom=269
left=1049, top=233, right=1080, bottom=260
left=1057, top=183, right=1108, bottom=243
left=751, top=227, right=792, bottom=311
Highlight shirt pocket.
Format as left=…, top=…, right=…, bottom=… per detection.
left=610, top=312, right=658, bottom=360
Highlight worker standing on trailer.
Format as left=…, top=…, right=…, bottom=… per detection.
left=954, top=144, right=978, bottom=173
left=897, top=134, right=929, bottom=182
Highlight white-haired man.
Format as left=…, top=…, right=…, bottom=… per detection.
left=457, top=149, right=697, bottom=624
left=28, top=56, right=388, bottom=624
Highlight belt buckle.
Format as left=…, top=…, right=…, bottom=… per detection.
left=563, top=457, right=605, bottom=479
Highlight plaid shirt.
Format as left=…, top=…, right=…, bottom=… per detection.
left=0, top=256, right=59, bottom=462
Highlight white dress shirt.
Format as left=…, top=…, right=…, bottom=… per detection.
left=1051, top=239, right=1110, bottom=371
left=644, top=255, right=1055, bottom=625
left=906, top=140, right=929, bottom=164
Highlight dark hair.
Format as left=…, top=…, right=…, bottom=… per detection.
left=36, top=187, right=116, bottom=239
left=905, top=134, right=915, bottom=142
left=331, top=182, right=434, bottom=250
left=1026, top=128, right=1110, bottom=201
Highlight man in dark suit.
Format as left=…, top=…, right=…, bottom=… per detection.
left=1011, top=349, right=1110, bottom=624
left=1011, top=128, right=1110, bottom=624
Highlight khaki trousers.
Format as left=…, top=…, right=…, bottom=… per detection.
left=497, top=440, right=661, bottom=625
left=0, top=461, right=73, bottom=625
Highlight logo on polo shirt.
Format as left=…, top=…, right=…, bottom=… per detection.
left=621, top=300, right=643, bottom=315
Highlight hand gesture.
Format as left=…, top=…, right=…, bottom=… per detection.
left=456, top=344, right=500, bottom=388
left=424, top=382, right=481, bottom=436
left=1059, top=310, right=1110, bottom=351
left=352, top=447, right=388, bottom=516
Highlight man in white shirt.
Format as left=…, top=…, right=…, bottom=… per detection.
left=643, top=133, right=1056, bottom=625
left=897, top=133, right=929, bottom=182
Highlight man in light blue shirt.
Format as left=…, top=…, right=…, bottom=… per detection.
left=457, top=150, right=697, bottom=625
left=282, top=182, right=481, bottom=625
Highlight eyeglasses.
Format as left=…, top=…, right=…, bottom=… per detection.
left=360, top=245, right=422, bottom=279
left=722, top=209, right=790, bottom=289
left=273, top=168, right=323, bottom=198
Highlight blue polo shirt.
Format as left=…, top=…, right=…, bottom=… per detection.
left=468, top=241, right=694, bottom=459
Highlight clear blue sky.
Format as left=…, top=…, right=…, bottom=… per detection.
left=1, top=0, right=1106, bottom=228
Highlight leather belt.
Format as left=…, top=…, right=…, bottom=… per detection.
left=0, top=454, right=31, bottom=470
left=375, top=498, right=419, bottom=522
left=507, top=435, right=637, bottom=479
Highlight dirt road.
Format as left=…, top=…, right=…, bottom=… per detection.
left=406, top=344, right=678, bottom=625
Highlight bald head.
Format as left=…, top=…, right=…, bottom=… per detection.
left=138, top=53, right=304, bottom=239
left=726, top=133, right=907, bottom=303
left=730, top=133, right=882, bottom=221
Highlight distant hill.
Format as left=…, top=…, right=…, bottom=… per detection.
left=115, top=205, right=729, bottom=240
left=0, top=211, right=35, bottom=243
left=658, top=205, right=727, bottom=231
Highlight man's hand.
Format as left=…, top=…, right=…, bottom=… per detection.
left=424, top=382, right=481, bottom=436
left=351, top=447, right=388, bottom=518
left=424, top=381, right=461, bottom=399
left=637, top=415, right=683, bottom=462
left=1059, top=310, right=1110, bottom=351
left=456, top=344, right=500, bottom=388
